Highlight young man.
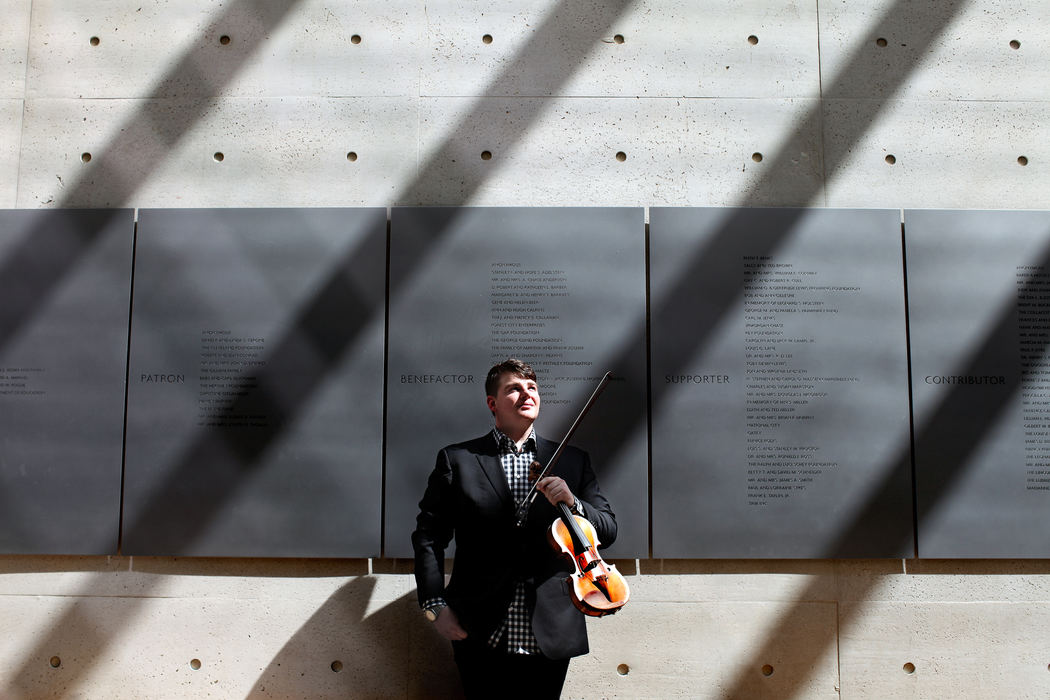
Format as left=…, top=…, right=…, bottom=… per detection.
left=412, top=359, right=617, bottom=698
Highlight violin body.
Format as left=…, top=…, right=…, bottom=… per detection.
left=548, top=505, right=630, bottom=617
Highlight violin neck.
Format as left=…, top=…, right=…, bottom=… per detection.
left=558, top=501, right=591, bottom=554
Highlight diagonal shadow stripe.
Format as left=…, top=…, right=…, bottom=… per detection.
left=384, top=0, right=640, bottom=541
left=698, top=226, right=1050, bottom=700
left=848, top=224, right=1050, bottom=559
left=122, top=0, right=641, bottom=558
left=120, top=208, right=388, bottom=556
left=7, top=0, right=1015, bottom=696
left=581, top=0, right=977, bottom=565
left=0, top=1, right=314, bottom=551
left=4, top=0, right=639, bottom=694
left=1, top=0, right=310, bottom=350
left=489, top=0, right=1000, bottom=696
left=244, top=579, right=463, bottom=698
left=618, top=0, right=1050, bottom=696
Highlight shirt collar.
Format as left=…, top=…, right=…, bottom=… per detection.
left=492, top=426, right=536, bottom=455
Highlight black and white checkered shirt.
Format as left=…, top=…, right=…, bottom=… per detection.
left=487, top=426, right=542, bottom=655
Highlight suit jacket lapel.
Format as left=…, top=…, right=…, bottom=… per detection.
left=476, top=432, right=552, bottom=512
left=476, top=445, right=514, bottom=509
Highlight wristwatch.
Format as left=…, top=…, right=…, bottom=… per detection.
left=571, top=496, right=584, bottom=516
left=423, top=602, right=447, bottom=622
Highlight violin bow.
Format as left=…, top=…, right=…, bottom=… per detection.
left=514, top=371, right=613, bottom=528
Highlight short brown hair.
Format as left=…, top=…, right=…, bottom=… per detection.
left=485, top=358, right=537, bottom=397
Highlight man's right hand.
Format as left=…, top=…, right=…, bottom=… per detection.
left=434, top=606, right=468, bottom=641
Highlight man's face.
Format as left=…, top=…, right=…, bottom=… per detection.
left=487, top=372, right=541, bottom=430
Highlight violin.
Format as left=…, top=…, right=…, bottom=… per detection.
left=517, top=372, right=630, bottom=617
left=538, top=464, right=630, bottom=617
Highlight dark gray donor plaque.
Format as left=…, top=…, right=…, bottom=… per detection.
left=0, top=209, right=133, bottom=554
left=124, top=209, right=386, bottom=556
left=386, top=208, right=648, bottom=558
left=650, top=208, right=912, bottom=558
left=907, top=210, right=1050, bottom=557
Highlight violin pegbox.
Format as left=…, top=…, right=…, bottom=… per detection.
left=528, top=459, right=544, bottom=483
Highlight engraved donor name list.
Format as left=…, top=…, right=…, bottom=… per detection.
left=0, top=367, right=47, bottom=398
left=651, top=207, right=911, bottom=558
left=1017, top=266, right=1050, bottom=493
left=197, top=329, right=269, bottom=428
left=489, top=261, right=588, bottom=405
left=742, top=256, right=851, bottom=507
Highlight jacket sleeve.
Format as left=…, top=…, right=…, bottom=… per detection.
left=411, top=448, right=455, bottom=607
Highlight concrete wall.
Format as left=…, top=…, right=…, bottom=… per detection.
left=2, top=0, right=1049, bottom=697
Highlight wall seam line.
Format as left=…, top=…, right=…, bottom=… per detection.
left=815, top=0, right=828, bottom=208
left=835, top=598, right=842, bottom=697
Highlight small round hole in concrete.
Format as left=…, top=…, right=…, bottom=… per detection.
left=614, top=34, right=625, bottom=44
left=748, top=35, right=759, bottom=46
left=219, top=35, right=231, bottom=46
left=885, top=154, right=897, bottom=165
left=81, top=152, right=92, bottom=164
left=480, top=150, right=492, bottom=161
left=616, top=663, right=630, bottom=676
left=1018, top=155, right=1029, bottom=166
left=903, top=662, right=916, bottom=674
left=616, top=151, right=627, bottom=162
left=213, top=152, right=225, bottom=163
left=190, top=659, right=202, bottom=671
left=752, top=152, right=763, bottom=163
left=351, top=34, right=362, bottom=45
left=331, top=660, right=343, bottom=673
left=1010, top=39, right=1021, bottom=50
left=89, top=36, right=100, bottom=47
left=49, top=656, right=61, bottom=669
left=876, top=37, right=888, bottom=48
left=761, top=664, right=774, bottom=677
left=482, top=34, right=493, bottom=44
left=347, top=151, right=358, bottom=162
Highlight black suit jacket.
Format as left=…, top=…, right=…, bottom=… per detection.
left=412, top=432, right=617, bottom=660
